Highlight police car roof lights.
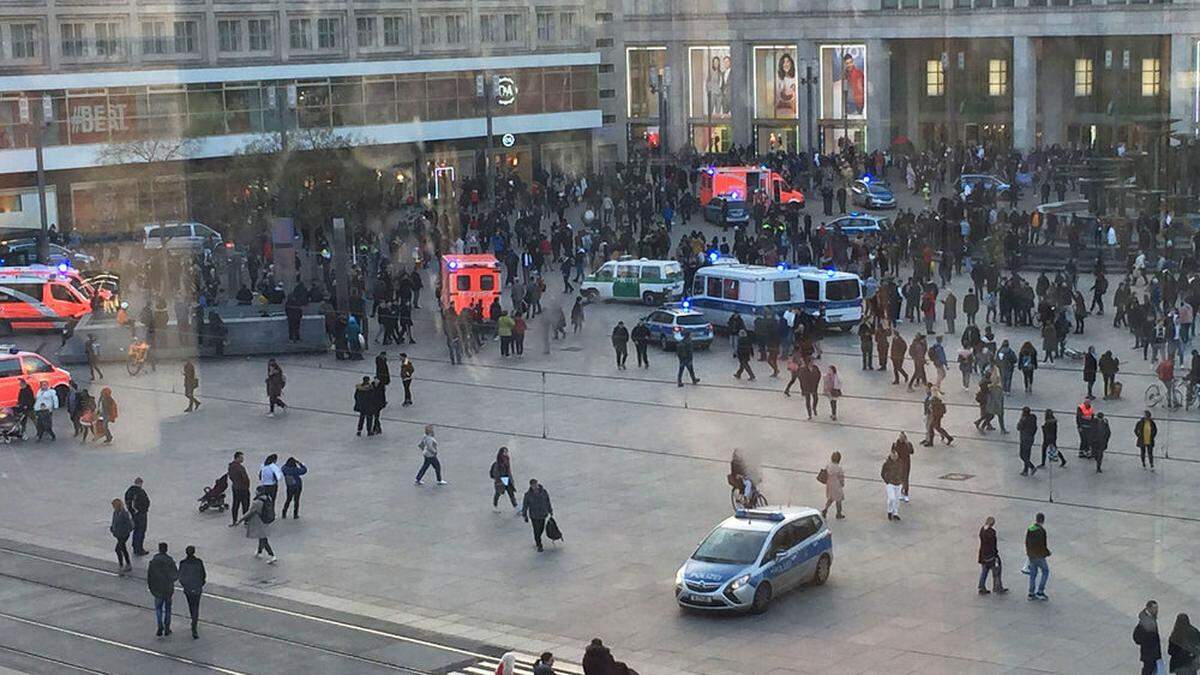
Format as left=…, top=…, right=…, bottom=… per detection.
left=734, top=508, right=785, bottom=522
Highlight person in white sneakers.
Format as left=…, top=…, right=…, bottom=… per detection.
left=881, top=449, right=904, bottom=522
left=415, top=425, right=447, bottom=485
left=238, top=485, right=277, bottom=564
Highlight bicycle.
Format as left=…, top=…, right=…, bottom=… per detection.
left=730, top=487, right=768, bottom=510
left=127, top=339, right=149, bottom=376
left=1145, top=378, right=1184, bottom=410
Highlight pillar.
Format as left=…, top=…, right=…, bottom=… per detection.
left=1170, top=34, right=1198, bottom=137
left=666, top=41, right=688, bottom=155
left=1012, top=36, right=1037, bottom=152
left=796, top=40, right=818, bottom=154
left=1038, top=39, right=1067, bottom=147
left=866, top=38, right=892, bottom=152
left=904, top=45, right=921, bottom=146
left=731, top=40, right=752, bottom=149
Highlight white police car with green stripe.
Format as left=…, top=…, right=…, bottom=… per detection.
left=580, top=257, right=685, bottom=306
left=675, top=507, right=832, bottom=613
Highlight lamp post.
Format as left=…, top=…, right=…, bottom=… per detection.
left=477, top=73, right=496, bottom=209
left=800, top=62, right=818, bottom=155
left=20, top=94, right=53, bottom=264
left=649, top=67, right=671, bottom=199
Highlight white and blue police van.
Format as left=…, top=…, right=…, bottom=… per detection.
left=687, top=263, right=863, bottom=331
left=675, top=507, right=832, bottom=613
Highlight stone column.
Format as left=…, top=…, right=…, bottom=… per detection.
left=866, top=38, right=891, bottom=152
left=904, top=45, right=921, bottom=145
left=731, top=40, right=752, bottom=150
left=796, top=40, right=819, bottom=154
left=666, top=41, right=688, bottom=155
left=1012, top=36, right=1037, bottom=152
left=1038, top=41, right=1068, bottom=148
left=1170, top=34, right=1198, bottom=137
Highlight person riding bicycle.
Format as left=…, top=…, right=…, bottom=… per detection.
left=1155, top=357, right=1177, bottom=407
left=728, top=450, right=760, bottom=508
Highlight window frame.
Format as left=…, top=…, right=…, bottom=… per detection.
left=9, top=23, right=39, bottom=61
left=289, top=18, right=312, bottom=51
left=925, top=59, right=945, bottom=97
left=217, top=19, right=242, bottom=53
left=60, top=22, right=88, bottom=59
left=1074, top=58, right=1094, bottom=97
left=987, top=58, right=1008, bottom=97
left=1141, top=57, right=1161, bottom=97
left=247, top=18, right=272, bottom=53
left=316, top=17, right=341, bottom=50
left=356, top=16, right=376, bottom=48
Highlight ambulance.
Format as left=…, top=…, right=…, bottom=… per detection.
left=698, top=166, right=805, bottom=209
left=440, top=254, right=501, bottom=313
left=0, top=273, right=92, bottom=334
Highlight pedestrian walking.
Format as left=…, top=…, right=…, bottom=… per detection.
left=177, top=545, right=206, bottom=639
left=1133, top=600, right=1162, bottom=675
left=280, top=457, right=306, bottom=518
left=798, top=360, right=821, bottom=419
left=611, top=321, right=629, bottom=369
left=125, top=477, right=151, bottom=556
left=1169, top=613, right=1200, bottom=674
left=881, top=449, right=904, bottom=521
left=1024, top=512, right=1051, bottom=600
left=1017, top=407, right=1038, bottom=476
left=570, top=296, right=585, bottom=333
left=1135, top=410, right=1158, bottom=470
left=1083, top=345, right=1098, bottom=399
left=631, top=321, right=650, bottom=368
left=399, top=353, right=415, bottom=406
left=265, top=358, right=287, bottom=417
left=490, top=447, right=517, bottom=512
left=923, top=389, right=954, bottom=446
left=1040, top=409, right=1066, bottom=468
left=354, top=376, right=376, bottom=436
left=1092, top=412, right=1111, bottom=472
left=110, top=498, right=133, bottom=574
left=414, top=424, right=447, bottom=485
left=533, top=652, right=557, bottom=675
left=85, top=333, right=103, bottom=380
left=958, top=347, right=975, bottom=390
left=676, top=332, right=700, bottom=387
left=875, top=324, right=890, bottom=372
left=33, top=380, right=57, bottom=441
left=147, top=542, right=178, bottom=637
left=1100, top=349, right=1120, bottom=399
left=259, top=453, right=283, bottom=502
left=520, top=479, right=553, bottom=552
left=858, top=322, right=874, bottom=370
left=977, top=516, right=1008, bottom=594
left=908, top=333, right=928, bottom=391
left=892, top=431, right=914, bottom=500
left=734, top=331, right=757, bottom=381
left=820, top=452, right=845, bottom=519
left=822, top=364, right=841, bottom=420
left=1017, top=341, right=1038, bottom=393
left=890, top=331, right=910, bottom=386
left=238, top=485, right=277, bottom=564
left=183, top=360, right=200, bottom=412
left=227, top=451, right=250, bottom=526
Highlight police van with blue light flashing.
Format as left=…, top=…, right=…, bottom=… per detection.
left=687, top=263, right=863, bottom=331
left=675, top=507, right=832, bottom=613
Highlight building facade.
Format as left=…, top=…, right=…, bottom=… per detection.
left=594, top=0, right=1200, bottom=161
left=0, top=0, right=603, bottom=232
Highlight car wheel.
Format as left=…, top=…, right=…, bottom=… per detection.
left=812, top=554, right=831, bottom=586
left=750, top=582, right=772, bottom=614
left=642, top=291, right=659, bottom=306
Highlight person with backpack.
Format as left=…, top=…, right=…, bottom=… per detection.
left=520, top=479, right=553, bottom=552
left=280, top=457, right=307, bottom=519
left=147, top=541, right=178, bottom=637
left=177, top=545, right=206, bottom=639
left=490, top=447, right=517, bottom=512
left=238, top=485, right=277, bottom=564
left=1017, top=341, right=1038, bottom=394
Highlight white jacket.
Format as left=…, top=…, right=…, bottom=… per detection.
left=33, top=388, right=58, bottom=411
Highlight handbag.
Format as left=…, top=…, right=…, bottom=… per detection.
left=544, top=516, right=563, bottom=541
left=816, top=468, right=828, bottom=484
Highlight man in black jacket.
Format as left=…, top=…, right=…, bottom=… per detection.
left=611, top=321, right=629, bottom=370
left=147, top=542, right=177, bottom=637
left=1135, top=410, right=1158, bottom=470
left=631, top=322, right=651, bottom=369
left=177, top=545, right=207, bottom=639
left=1025, top=513, right=1051, bottom=600
left=977, top=516, right=1007, bottom=595
left=520, top=479, right=553, bottom=552
left=125, top=477, right=151, bottom=555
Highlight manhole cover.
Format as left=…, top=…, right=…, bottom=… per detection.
left=939, top=473, right=974, bottom=481
left=560, top=346, right=583, bottom=352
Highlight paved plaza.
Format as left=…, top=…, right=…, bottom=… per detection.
left=1, top=217, right=1198, bottom=673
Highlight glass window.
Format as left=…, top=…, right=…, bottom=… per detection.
left=692, top=527, right=768, bottom=565
left=480, top=275, right=495, bottom=291
left=881, top=0, right=899, bottom=7
left=537, top=12, right=554, bottom=41
left=419, top=16, right=437, bottom=45
left=50, top=283, right=76, bottom=302
left=95, top=22, right=122, bottom=57
left=773, top=280, right=791, bottom=302
left=289, top=19, right=311, bottom=50
left=722, top=278, right=740, bottom=300
left=1141, top=58, right=1161, bottom=96
left=455, top=275, right=471, bottom=291
left=317, top=18, right=340, bottom=49
left=640, top=266, right=661, bottom=279
left=444, top=15, right=464, bottom=44
left=925, top=59, right=945, bottom=96
left=803, top=279, right=819, bottom=301
left=766, top=527, right=797, bottom=559
left=826, top=279, right=860, bottom=301
left=559, top=12, right=576, bottom=40
left=923, top=0, right=942, bottom=7
left=479, top=15, right=497, bottom=43
left=173, top=21, right=197, bottom=53
left=356, top=17, right=375, bottom=48
left=677, top=315, right=706, bottom=326
left=0, top=359, right=21, bottom=376
left=616, top=264, right=638, bottom=278
left=383, top=17, right=407, bottom=47
left=11, top=24, right=38, bottom=60
left=988, top=59, right=1008, bottom=96
left=955, top=0, right=971, bottom=7
left=22, top=355, right=53, bottom=374
left=1074, top=58, right=1093, bottom=96
left=792, top=516, right=820, bottom=543
left=61, top=23, right=87, bottom=58
left=706, top=276, right=721, bottom=297
left=247, top=19, right=272, bottom=52
left=503, top=13, right=522, bottom=43
left=218, top=20, right=241, bottom=52
left=141, top=21, right=166, bottom=55
left=0, top=195, right=21, bottom=213
left=596, top=264, right=614, bottom=281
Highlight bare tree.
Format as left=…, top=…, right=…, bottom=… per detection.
left=95, top=136, right=200, bottom=222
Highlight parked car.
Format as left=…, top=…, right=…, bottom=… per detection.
left=703, top=196, right=751, bottom=227
left=0, top=238, right=95, bottom=268
left=850, top=178, right=896, bottom=209
left=143, top=222, right=223, bottom=251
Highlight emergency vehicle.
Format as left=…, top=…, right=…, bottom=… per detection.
left=698, top=166, right=805, bottom=209
left=580, top=257, right=685, bottom=305
left=0, top=348, right=73, bottom=408
left=688, top=264, right=863, bottom=330
left=0, top=273, right=92, bottom=334
left=0, top=265, right=104, bottom=302
left=440, top=254, right=501, bottom=314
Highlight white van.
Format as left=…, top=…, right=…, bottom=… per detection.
left=143, top=222, right=223, bottom=251
left=688, top=264, right=863, bottom=330
left=580, top=257, right=685, bottom=305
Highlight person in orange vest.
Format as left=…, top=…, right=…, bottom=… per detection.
left=1075, top=399, right=1095, bottom=458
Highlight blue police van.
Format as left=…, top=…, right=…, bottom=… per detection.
left=675, top=507, right=832, bottom=613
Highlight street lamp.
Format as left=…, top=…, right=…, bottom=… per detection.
left=799, top=62, right=818, bottom=155
left=19, top=94, right=53, bottom=264
left=649, top=67, right=671, bottom=199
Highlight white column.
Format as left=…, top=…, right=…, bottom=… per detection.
left=1012, top=36, right=1037, bottom=152
left=866, top=38, right=891, bottom=152
left=1171, top=34, right=1198, bottom=137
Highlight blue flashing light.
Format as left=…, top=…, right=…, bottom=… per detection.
left=734, top=508, right=785, bottom=522
left=681, top=298, right=691, bottom=310
left=447, top=260, right=459, bottom=270
left=57, top=262, right=69, bottom=273
left=707, top=250, right=719, bottom=264
left=776, top=263, right=788, bottom=271
left=862, top=174, right=872, bottom=183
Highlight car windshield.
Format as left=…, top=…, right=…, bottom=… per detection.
left=677, top=315, right=707, bottom=326
left=869, top=185, right=892, bottom=195
left=725, top=200, right=747, bottom=210
left=692, top=527, right=768, bottom=565
left=663, top=263, right=683, bottom=280
left=826, top=279, right=861, bottom=301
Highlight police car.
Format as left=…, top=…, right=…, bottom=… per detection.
left=828, top=213, right=891, bottom=237
left=675, top=507, right=832, bottom=614
left=850, top=177, right=896, bottom=209
left=640, top=303, right=714, bottom=350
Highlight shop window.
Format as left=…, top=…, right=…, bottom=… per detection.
left=1141, top=58, right=1161, bottom=96
left=1074, top=58, right=1093, bottom=97
left=925, top=60, right=945, bottom=96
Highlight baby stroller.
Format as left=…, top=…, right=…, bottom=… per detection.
left=198, top=474, right=229, bottom=513
left=0, top=407, right=25, bottom=443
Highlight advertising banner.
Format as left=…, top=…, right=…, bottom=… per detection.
left=820, top=44, right=867, bottom=120
left=66, top=95, right=136, bottom=143
left=626, top=46, right=668, bottom=119
left=753, top=46, right=798, bottom=120
left=688, top=46, right=732, bottom=119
